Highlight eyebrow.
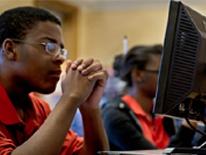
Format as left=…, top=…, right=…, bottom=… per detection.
left=42, top=37, right=64, bottom=48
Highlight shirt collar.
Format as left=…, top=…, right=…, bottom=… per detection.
left=121, top=95, right=147, bottom=117
left=0, top=83, right=22, bottom=125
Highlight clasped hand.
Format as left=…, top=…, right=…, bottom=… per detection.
left=61, top=58, right=108, bottom=108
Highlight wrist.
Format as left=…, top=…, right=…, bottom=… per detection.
left=80, top=102, right=100, bottom=111
left=60, top=93, right=83, bottom=107
left=79, top=105, right=101, bottom=116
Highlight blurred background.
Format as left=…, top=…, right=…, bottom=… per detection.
left=1, top=0, right=206, bottom=68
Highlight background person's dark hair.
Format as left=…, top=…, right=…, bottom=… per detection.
left=112, top=54, right=124, bottom=77
left=0, top=6, right=61, bottom=46
left=121, top=44, right=162, bottom=87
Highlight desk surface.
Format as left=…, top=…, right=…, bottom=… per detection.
left=98, top=150, right=164, bottom=155
left=98, top=147, right=206, bottom=155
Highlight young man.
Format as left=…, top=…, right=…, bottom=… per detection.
left=0, top=6, right=109, bottom=155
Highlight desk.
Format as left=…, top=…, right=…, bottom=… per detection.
left=98, top=147, right=206, bottom=155
left=98, top=150, right=164, bottom=155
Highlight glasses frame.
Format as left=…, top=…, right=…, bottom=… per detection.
left=11, top=38, right=68, bottom=58
left=143, top=69, right=159, bottom=74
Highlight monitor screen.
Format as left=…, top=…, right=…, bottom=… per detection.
left=154, top=0, right=206, bottom=121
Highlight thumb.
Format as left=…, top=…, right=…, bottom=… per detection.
left=62, top=59, right=72, bottom=73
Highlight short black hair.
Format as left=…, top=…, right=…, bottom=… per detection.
left=0, top=6, right=61, bottom=46
left=121, top=44, right=162, bottom=87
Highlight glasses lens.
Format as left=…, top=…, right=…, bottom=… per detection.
left=45, top=42, right=58, bottom=54
left=45, top=42, right=67, bottom=58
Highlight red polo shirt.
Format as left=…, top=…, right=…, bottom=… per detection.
left=121, top=95, right=170, bottom=149
left=0, top=84, right=83, bottom=155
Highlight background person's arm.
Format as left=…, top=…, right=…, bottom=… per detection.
left=169, top=119, right=197, bottom=147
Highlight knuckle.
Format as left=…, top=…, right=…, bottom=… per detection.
left=83, top=58, right=93, bottom=65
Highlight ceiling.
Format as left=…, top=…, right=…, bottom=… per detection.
left=65, top=0, right=206, bottom=11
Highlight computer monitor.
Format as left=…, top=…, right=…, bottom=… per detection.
left=154, top=0, right=206, bottom=121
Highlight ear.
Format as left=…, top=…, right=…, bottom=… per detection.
left=2, top=39, right=17, bottom=61
left=131, top=68, right=144, bottom=83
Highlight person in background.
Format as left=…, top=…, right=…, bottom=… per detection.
left=111, top=54, right=127, bottom=97
left=102, top=44, right=176, bottom=150
left=100, top=54, right=127, bottom=108
left=0, top=6, right=109, bottom=155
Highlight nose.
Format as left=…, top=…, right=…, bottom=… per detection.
left=52, top=53, right=65, bottom=65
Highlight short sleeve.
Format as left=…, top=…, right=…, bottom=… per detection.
left=0, top=131, right=16, bottom=155
left=60, top=130, right=84, bottom=155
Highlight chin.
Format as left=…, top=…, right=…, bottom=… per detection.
left=37, top=83, right=57, bottom=94
left=41, top=88, right=56, bottom=94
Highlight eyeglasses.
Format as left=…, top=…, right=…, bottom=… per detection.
left=12, top=39, right=68, bottom=59
left=143, top=69, right=159, bottom=74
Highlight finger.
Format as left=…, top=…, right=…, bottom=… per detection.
left=88, top=70, right=108, bottom=82
left=81, top=60, right=103, bottom=76
left=71, top=59, right=83, bottom=70
left=60, top=72, right=66, bottom=82
left=63, top=59, right=72, bottom=73
left=77, top=58, right=94, bottom=71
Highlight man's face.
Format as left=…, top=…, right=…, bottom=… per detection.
left=13, top=21, right=65, bottom=94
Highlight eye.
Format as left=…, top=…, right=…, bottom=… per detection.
left=45, top=42, right=58, bottom=54
left=61, top=48, right=68, bottom=57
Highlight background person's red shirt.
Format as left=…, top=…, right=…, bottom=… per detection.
left=122, top=95, right=170, bottom=149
